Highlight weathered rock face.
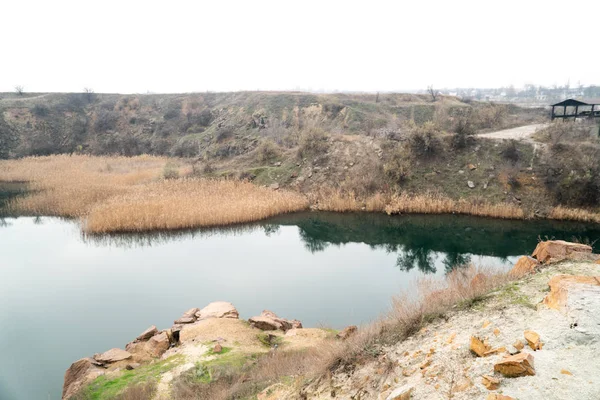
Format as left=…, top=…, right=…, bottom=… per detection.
left=543, top=274, right=600, bottom=312
left=509, top=256, right=540, bottom=278
left=532, top=240, right=592, bottom=264
left=494, top=352, right=535, bottom=377
left=63, top=358, right=104, bottom=399
left=195, top=301, right=239, bottom=320
left=93, top=348, right=132, bottom=363
left=248, top=310, right=302, bottom=332
left=136, top=325, right=158, bottom=341
left=336, top=325, right=358, bottom=340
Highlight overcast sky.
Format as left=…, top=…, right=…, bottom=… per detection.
left=1, top=0, right=598, bottom=94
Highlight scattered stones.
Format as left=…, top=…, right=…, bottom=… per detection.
left=484, top=347, right=506, bottom=356
left=458, top=170, right=465, bottom=174
left=494, top=352, right=535, bottom=377
left=509, top=256, right=540, bottom=278
left=386, top=384, right=413, bottom=400
left=481, top=374, right=500, bottom=390
left=93, top=348, right=132, bottom=364
left=532, top=240, right=592, bottom=264
left=249, top=310, right=302, bottom=332
left=467, top=180, right=475, bottom=188
left=195, top=302, right=239, bottom=320
left=336, top=325, right=357, bottom=340
left=482, top=320, right=491, bottom=328
left=470, top=336, right=491, bottom=357
left=446, top=332, right=456, bottom=344
left=524, top=330, right=542, bottom=350
left=213, top=343, right=223, bottom=354
left=135, top=325, right=158, bottom=342
left=543, top=274, right=600, bottom=312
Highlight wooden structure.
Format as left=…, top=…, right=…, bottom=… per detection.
left=551, top=98, right=600, bottom=120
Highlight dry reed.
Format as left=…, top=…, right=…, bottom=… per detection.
left=0, top=155, right=309, bottom=233
left=548, top=206, right=600, bottom=224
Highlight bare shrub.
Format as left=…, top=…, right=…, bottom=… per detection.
left=14, top=85, right=24, bottom=96
left=407, top=122, right=441, bottom=158
left=254, top=140, right=281, bottom=163
left=114, top=381, right=156, bottom=400
left=501, top=140, right=520, bottom=163
left=383, top=150, right=411, bottom=185
left=215, top=126, right=234, bottom=143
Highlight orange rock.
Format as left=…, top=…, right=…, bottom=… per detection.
left=494, top=352, right=535, bottom=377
left=509, top=256, right=540, bottom=278
left=524, top=330, right=542, bottom=351
left=532, top=240, right=592, bottom=264
left=543, top=274, right=600, bottom=312
left=481, top=375, right=500, bottom=390
left=468, top=163, right=477, bottom=170
left=454, top=376, right=472, bottom=392
left=595, top=259, right=600, bottom=265
left=561, top=369, right=573, bottom=375
left=470, top=336, right=491, bottom=357
left=484, top=347, right=507, bottom=356
left=486, top=395, right=515, bottom=400
left=493, top=328, right=501, bottom=336
left=446, top=332, right=456, bottom=344
left=513, top=340, right=524, bottom=350
left=482, top=320, right=491, bottom=328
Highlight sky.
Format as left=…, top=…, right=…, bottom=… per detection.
left=1, top=0, right=598, bottom=94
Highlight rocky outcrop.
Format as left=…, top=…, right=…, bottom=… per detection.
left=509, top=256, right=540, bottom=278
left=135, top=325, right=158, bottom=341
left=532, top=240, right=592, bottom=264
left=543, top=274, right=600, bottom=312
left=249, top=310, right=302, bottom=332
left=195, top=301, right=239, bottom=320
left=93, top=348, right=132, bottom=363
left=63, top=358, right=105, bottom=400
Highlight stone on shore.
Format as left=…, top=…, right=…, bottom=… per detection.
left=509, top=256, right=540, bottom=278
left=62, top=358, right=104, bottom=400
left=135, top=325, right=158, bottom=342
left=195, top=301, right=239, bottom=320
left=145, top=332, right=170, bottom=358
left=93, top=348, right=132, bottom=363
left=494, top=352, right=535, bottom=377
left=532, top=240, right=592, bottom=264
left=249, top=310, right=301, bottom=332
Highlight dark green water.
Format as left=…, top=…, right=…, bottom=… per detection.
left=1, top=188, right=600, bottom=399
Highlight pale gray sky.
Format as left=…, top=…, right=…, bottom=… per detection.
left=2, top=0, right=598, bottom=93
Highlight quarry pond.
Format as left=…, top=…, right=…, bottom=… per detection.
left=1, top=211, right=600, bottom=400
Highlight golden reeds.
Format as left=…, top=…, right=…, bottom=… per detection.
left=0, top=155, right=309, bottom=233
left=548, top=206, right=600, bottom=224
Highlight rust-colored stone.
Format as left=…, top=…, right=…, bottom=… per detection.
left=494, top=352, right=535, bottom=377
left=532, top=240, right=592, bottom=264
left=481, top=374, right=500, bottom=390
left=470, top=335, right=491, bottom=357
left=509, top=256, right=540, bottom=278
left=513, top=339, right=524, bottom=350
left=524, top=330, right=542, bottom=350
left=543, top=274, right=600, bottom=312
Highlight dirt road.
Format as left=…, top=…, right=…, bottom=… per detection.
left=478, top=123, right=548, bottom=142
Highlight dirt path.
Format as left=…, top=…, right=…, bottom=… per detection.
left=478, top=123, right=548, bottom=142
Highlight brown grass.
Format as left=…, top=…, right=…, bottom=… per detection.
left=549, top=206, right=600, bottom=224
left=0, top=155, right=309, bottom=233
left=314, top=189, right=526, bottom=219
left=170, top=265, right=512, bottom=399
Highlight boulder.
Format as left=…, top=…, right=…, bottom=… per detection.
left=62, top=358, right=105, bottom=399
left=509, top=256, right=540, bottom=278
left=494, top=352, right=535, bottom=377
left=181, top=307, right=199, bottom=318
left=543, top=274, right=600, bottom=312
left=532, top=240, right=592, bottom=264
left=469, top=336, right=491, bottom=357
left=336, top=325, right=358, bottom=340
left=213, top=343, right=223, bottom=353
left=386, top=385, right=413, bottom=400
left=135, top=325, right=158, bottom=342
left=145, top=332, right=170, bottom=358
left=174, top=316, right=195, bottom=324
left=524, top=330, right=542, bottom=350
left=249, top=310, right=300, bottom=332
left=481, top=375, right=500, bottom=390
left=195, top=301, right=239, bottom=320
left=93, top=348, right=132, bottom=363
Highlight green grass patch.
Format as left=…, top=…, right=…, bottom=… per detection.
left=498, top=282, right=536, bottom=309
left=257, top=333, right=284, bottom=348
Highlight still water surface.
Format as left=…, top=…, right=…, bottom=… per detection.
left=1, top=212, right=599, bottom=400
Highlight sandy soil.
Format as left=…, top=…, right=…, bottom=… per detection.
left=477, top=124, right=548, bottom=142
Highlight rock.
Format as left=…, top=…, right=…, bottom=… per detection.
left=524, top=330, right=542, bottom=350
left=481, top=375, right=500, bottom=390
left=467, top=180, right=475, bottom=188
left=482, top=320, right=491, bottom=328
left=468, top=163, right=477, bottom=170
left=543, top=274, right=600, bottom=312
left=182, top=308, right=199, bottom=318
left=513, top=339, right=524, bottom=350
left=125, top=363, right=140, bottom=370
left=386, top=384, right=413, bottom=400
left=484, top=347, right=506, bottom=356
left=532, top=240, right=592, bottom=264
left=145, top=332, right=170, bottom=358
left=509, top=256, right=540, bottom=278
left=561, top=369, right=573, bottom=375
left=213, top=343, right=223, bottom=353
left=493, top=327, right=500, bottom=336
left=249, top=310, right=300, bottom=332
left=135, top=325, right=158, bottom=342
left=458, top=170, right=465, bottom=174
left=494, top=352, right=535, bottom=377
left=470, top=336, right=491, bottom=357
left=174, top=316, right=195, bottom=324
left=269, top=183, right=279, bottom=190
left=62, top=358, right=105, bottom=399
left=274, top=162, right=282, bottom=167
left=290, top=319, right=303, bottom=329
left=195, top=301, right=239, bottom=320
left=336, top=325, right=358, bottom=340
left=93, top=348, right=132, bottom=363
left=486, top=395, right=514, bottom=400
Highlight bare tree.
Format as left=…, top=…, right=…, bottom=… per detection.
left=375, top=92, right=380, bottom=103
left=83, top=87, right=95, bottom=102
left=427, top=85, right=438, bottom=101
left=14, top=85, right=24, bottom=96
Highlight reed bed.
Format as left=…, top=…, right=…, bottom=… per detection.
left=548, top=206, right=600, bottom=224
left=314, top=189, right=525, bottom=220
left=0, top=155, right=309, bottom=233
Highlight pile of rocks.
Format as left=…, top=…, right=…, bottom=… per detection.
left=249, top=310, right=302, bottom=332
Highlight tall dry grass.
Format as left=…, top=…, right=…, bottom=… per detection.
left=548, top=206, right=600, bottom=224
left=0, top=155, right=309, bottom=233
left=314, top=189, right=525, bottom=219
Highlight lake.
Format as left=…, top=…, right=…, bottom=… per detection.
left=1, top=210, right=599, bottom=400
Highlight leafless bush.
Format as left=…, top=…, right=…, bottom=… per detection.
left=384, top=149, right=411, bottom=185
left=14, top=85, right=24, bottom=96
left=254, top=140, right=281, bottom=163
left=501, top=140, right=520, bottom=163
left=407, top=122, right=441, bottom=158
